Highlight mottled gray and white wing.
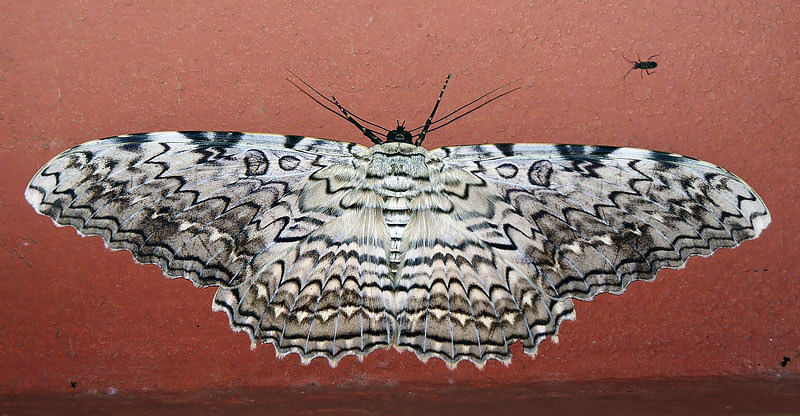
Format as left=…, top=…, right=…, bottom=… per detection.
left=393, top=163, right=576, bottom=367
left=395, top=143, right=770, bottom=367
left=431, top=143, right=771, bottom=301
left=26, top=131, right=392, bottom=363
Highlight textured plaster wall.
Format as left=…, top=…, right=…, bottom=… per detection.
left=0, top=1, right=797, bottom=395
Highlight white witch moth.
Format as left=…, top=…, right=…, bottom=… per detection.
left=26, top=76, right=770, bottom=368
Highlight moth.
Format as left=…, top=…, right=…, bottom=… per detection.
left=26, top=75, right=770, bottom=368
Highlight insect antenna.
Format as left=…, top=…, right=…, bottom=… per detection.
left=425, top=86, right=520, bottom=135
left=622, top=67, right=635, bottom=81
left=414, top=74, right=451, bottom=145
left=411, top=78, right=521, bottom=145
left=287, top=71, right=390, bottom=144
left=623, top=54, right=643, bottom=80
left=287, top=70, right=389, bottom=132
left=414, top=79, right=520, bottom=130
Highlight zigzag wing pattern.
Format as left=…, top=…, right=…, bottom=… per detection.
left=27, top=132, right=771, bottom=368
left=211, top=163, right=396, bottom=362
left=394, top=163, right=575, bottom=367
left=25, top=131, right=397, bottom=362
left=26, top=132, right=368, bottom=287
left=431, top=144, right=771, bottom=301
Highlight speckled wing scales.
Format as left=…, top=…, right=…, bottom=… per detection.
left=393, top=142, right=770, bottom=367
left=431, top=143, right=771, bottom=302
left=392, top=163, right=576, bottom=367
left=27, top=133, right=771, bottom=368
left=24, top=131, right=394, bottom=362
left=211, top=162, right=397, bottom=362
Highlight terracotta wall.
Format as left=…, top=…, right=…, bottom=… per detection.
left=1, top=1, right=796, bottom=395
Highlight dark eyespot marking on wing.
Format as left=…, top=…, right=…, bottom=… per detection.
left=527, top=160, right=553, bottom=187
left=243, top=149, right=269, bottom=176
left=495, top=163, right=519, bottom=179
left=278, top=155, right=301, bottom=171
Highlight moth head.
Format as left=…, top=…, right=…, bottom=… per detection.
left=385, top=122, right=413, bottom=144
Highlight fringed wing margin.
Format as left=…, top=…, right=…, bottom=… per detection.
left=396, top=143, right=770, bottom=367
left=26, top=131, right=394, bottom=362
left=393, top=163, right=576, bottom=368
left=432, top=143, right=770, bottom=301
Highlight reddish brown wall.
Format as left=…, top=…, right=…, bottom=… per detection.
left=1, top=1, right=797, bottom=395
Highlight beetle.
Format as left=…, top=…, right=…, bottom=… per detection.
left=623, top=53, right=659, bottom=80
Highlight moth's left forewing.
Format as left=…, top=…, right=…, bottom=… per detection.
left=26, top=133, right=355, bottom=285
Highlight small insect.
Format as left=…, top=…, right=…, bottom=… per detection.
left=623, top=53, right=659, bottom=80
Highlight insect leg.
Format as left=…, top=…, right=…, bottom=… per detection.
left=623, top=67, right=635, bottom=80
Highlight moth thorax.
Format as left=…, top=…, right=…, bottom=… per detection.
left=367, top=153, right=429, bottom=178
